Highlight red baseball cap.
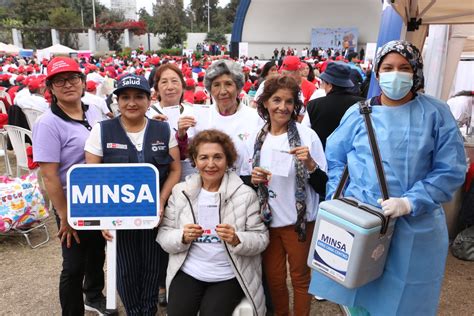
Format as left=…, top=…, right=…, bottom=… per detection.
left=28, top=78, right=44, bottom=91
left=150, top=57, right=160, bottom=66
left=86, top=81, right=97, bottom=92
left=46, top=57, right=81, bottom=80
left=1, top=74, right=11, bottom=81
left=194, top=90, right=207, bottom=102
left=186, top=78, right=196, bottom=87
left=281, top=56, right=301, bottom=71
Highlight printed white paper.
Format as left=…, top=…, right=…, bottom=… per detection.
left=270, top=149, right=292, bottom=177
left=193, top=104, right=211, bottom=131
left=198, top=202, right=219, bottom=236
left=161, top=105, right=180, bottom=131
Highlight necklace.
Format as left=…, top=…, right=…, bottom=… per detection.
left=121, top=117, right=147, bottom=133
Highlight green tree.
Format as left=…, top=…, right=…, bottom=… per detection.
left=69, top=0, right=107, bottom=28
left=11, top=0, right=55, bottom=25
left=0, top=4, right=10, bottom=20
left=24, top=20, right=52, bottom=48
left=212, top=7, right=229, bottom=33
left=9, top=0, right=60, bottom=48
left=0, top=18, right=21, bottom=43
left=49, top=7, right=81, bottom=48
left=154, top=1, right=186, bottom=49
left=205, top=28, right=227, bottom=45
left=1, top=0, right=110, bottom=48
left=138, top=8, right=155, bottom=33
left=190, top=0, right=218, bottom=32
left=224, top=0, right=239, bottom=25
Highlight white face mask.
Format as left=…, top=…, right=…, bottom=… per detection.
left=378, top=71, right=413, bottom=100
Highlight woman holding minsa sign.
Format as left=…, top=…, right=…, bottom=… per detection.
left=247, top=75, right=327, bottom=316
left=84, top=74, right=181, bottom=315
left=157, top=129, right=269, bottom=316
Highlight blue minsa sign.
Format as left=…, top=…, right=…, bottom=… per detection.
left=67, top=163, right=160, bottom=230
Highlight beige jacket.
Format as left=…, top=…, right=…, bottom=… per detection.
left=157, top=171, right=269, bottom=316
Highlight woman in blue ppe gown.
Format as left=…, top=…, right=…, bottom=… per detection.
left=308, top=40, right=467, bottom=316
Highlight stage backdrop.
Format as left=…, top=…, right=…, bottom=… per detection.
left=311, top=27, right=359, bottom=51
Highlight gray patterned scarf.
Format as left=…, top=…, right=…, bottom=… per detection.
left=252, top=120, right=308, bottom=242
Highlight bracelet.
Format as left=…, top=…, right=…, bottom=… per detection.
left=308, top=162, right=319, bottom=174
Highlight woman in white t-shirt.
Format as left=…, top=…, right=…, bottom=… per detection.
left=84, top=74, right=181, bottom=315
left=176, top=60, right=263, bottom=183
left=157, top=129, right=269, bottom=316
left=248, top=76, right=327, bottom=316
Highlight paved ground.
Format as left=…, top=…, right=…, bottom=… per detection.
left=1, top=152, right=473, bottom=315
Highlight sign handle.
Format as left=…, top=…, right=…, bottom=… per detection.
left=106, top=230, right=117, bottom=310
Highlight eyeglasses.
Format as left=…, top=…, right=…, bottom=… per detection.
left=51, top=74, right=82, bottom=87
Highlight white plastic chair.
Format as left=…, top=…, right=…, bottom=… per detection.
left=0, top=100, right=6, bottom=114
left=0, top=129, right=12, bottom=176
left=0, top=101, right=13, bottom=176
left=0, top=90, right=12, bottom=108
left=22, top=108, right=43, bottom=130
left=4, top=125, right=31, bottom=177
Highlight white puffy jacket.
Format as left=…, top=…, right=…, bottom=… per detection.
left=157, top=171, right=269, bottom=316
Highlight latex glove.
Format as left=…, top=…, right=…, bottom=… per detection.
left=377, top=197, right=411, bottom=218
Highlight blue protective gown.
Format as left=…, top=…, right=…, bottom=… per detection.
left=309, top=94, right=466, bottom=316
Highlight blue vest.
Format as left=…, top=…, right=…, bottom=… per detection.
left=100, top=117, right=172, bottom=187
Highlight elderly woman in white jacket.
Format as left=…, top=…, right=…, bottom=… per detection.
left=157, top=129, right=269, bottom=316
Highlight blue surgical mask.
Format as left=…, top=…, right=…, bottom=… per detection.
left=378, top=71, right=413, bottom=100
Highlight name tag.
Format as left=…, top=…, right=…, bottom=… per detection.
left=106, top=143, right=127, bottom=150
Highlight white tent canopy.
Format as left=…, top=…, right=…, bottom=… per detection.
left=390, top=0, right=474, bottom=25
left=389, top=0, right=474, bottom=51
left=389, top=0, right=474, bottom=100
left=37, top=44, right=77, bottom=61
left=0, top=42, right=21, bottom=53
left=40, top=44, right=77, bottom=54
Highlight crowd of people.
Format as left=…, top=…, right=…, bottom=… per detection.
left=195, top=42, right=228, bottom=56
left=0, top=39, right=468, bottom=316
left=272, top=46, right=365, bottom=62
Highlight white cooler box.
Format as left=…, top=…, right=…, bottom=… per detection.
left=308, top=198, right=396, bottom=289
